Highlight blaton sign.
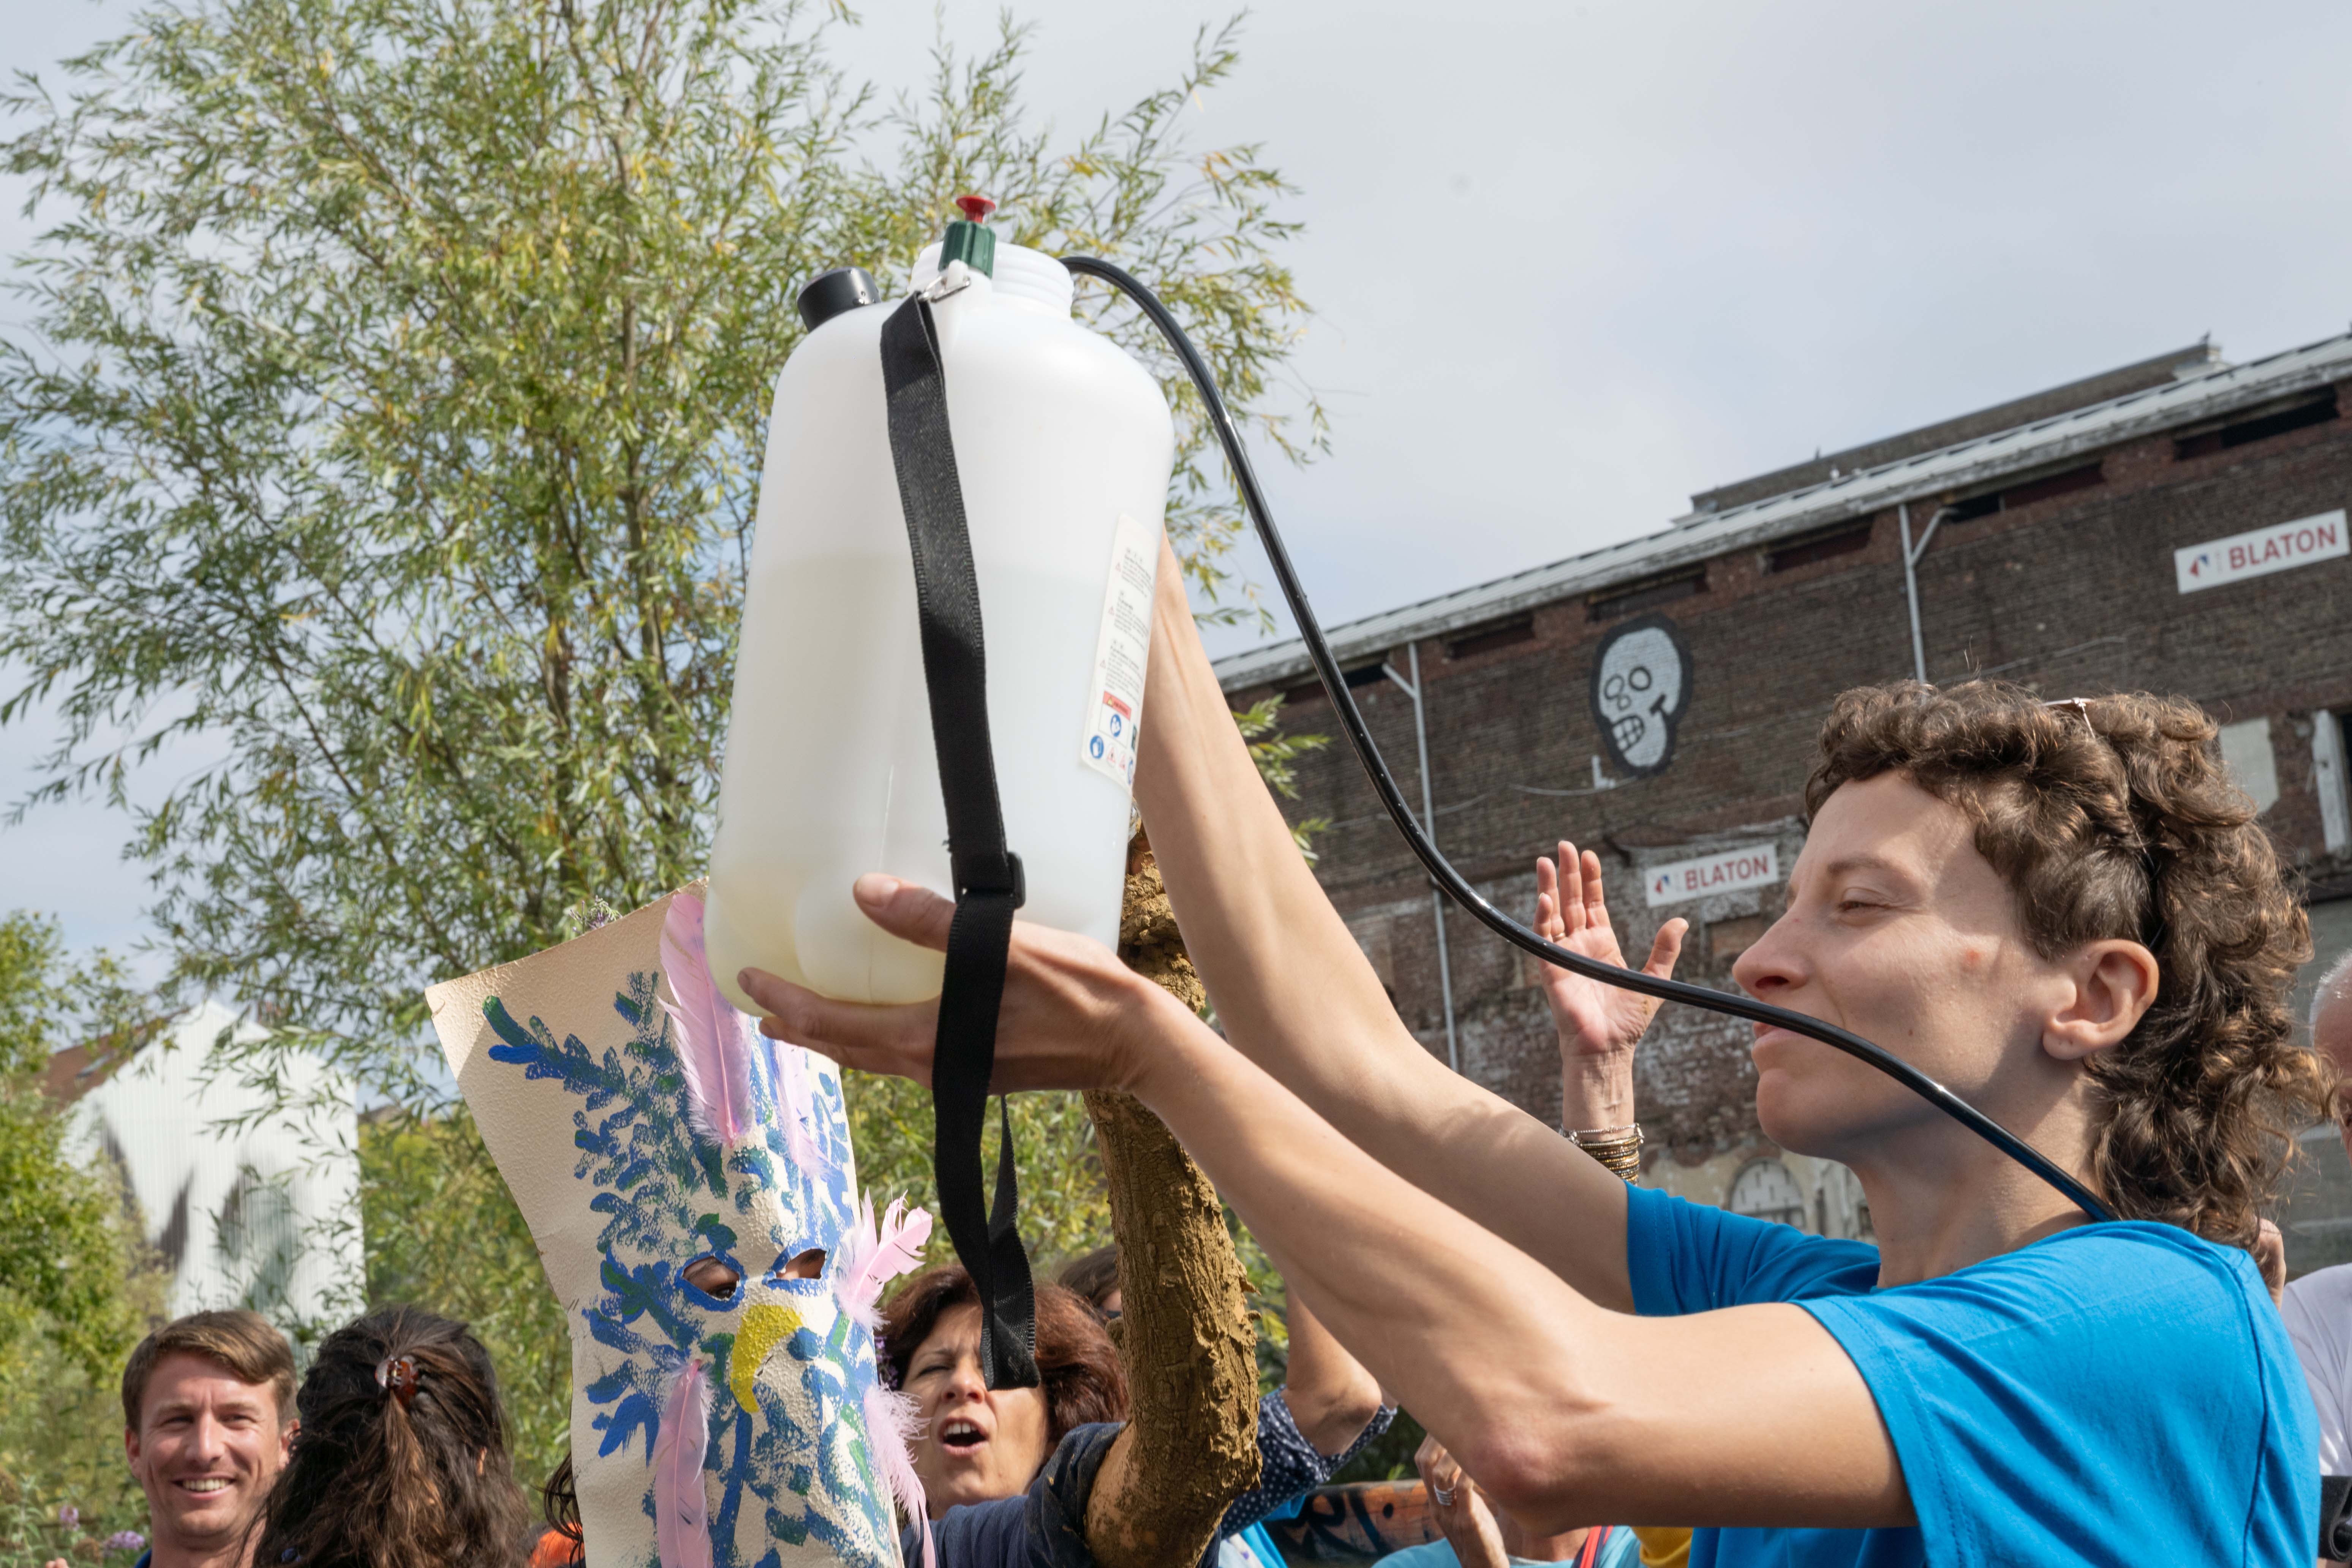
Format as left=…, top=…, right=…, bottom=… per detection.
left=2174, top=509, right=2347, bottom=593
left=1645, top=843, right=1782, bottom=908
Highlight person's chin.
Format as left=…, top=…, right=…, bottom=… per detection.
left=1754, top=1072, right=1854, bottom=1157
left=927, top=1459, right=1007, bottom=1511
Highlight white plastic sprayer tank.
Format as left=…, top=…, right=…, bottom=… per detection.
left=705, top=235, right=1175, bottom=1010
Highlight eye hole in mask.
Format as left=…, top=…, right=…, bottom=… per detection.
left=774, top=1247, right=826, bottom=1282
left=683, top=1255, right=742, bottom=1301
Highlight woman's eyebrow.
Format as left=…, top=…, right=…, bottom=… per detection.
left=1818, top=852, right=1906, bottom=882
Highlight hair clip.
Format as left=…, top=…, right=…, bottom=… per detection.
left=376, top=1354, right=419, bottom=1411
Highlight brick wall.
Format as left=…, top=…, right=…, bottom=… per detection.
left=1233, top=381, right=2352, bottom=1189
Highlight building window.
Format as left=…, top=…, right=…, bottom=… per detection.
left=1943, top=460, right=2107, bottom=523
left=1764, top=520, right=1873, bottom=573
left=1277, top=661, right=1387, bottom=708
left=2303, top=896, right=2352, bottom=1025
left=1999, top=461, right=2106, bottom=509
left=2280, top=892, right=2352, bottom=1275
left=1445, top=613, right=1536, bottom=659
left=1726, top=1157, right=1808, bottom=1230
left=1813, top=1163, right=1875, bottom=1243
left=1587, top=565, right=1705, bottom=623
left=2217, top=715, right=2281, bottom=815
left=2316, top=709, right=2350, bottom=857
left=2174, top=390, right=2340, bottom=461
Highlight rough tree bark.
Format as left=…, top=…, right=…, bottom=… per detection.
left=1080, top=834, right=1262, bottom=1568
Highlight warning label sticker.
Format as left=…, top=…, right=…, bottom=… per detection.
left=1080, top=513, right=1158, bottom=789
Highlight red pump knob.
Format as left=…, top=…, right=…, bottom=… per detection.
left=955, top=194, right=997, bottom=222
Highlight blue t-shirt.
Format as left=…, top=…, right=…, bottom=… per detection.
left=1372, top=1524, right=1642, bottom=1567
left=1625, top=1183, right=2315, bottom=1567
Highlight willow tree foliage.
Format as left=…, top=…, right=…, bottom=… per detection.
left=0, top=914, right=162, bottom=1548
left=0, top=915, right=145, bottom=1380
left=2, top=0, right=1320, bottom=1466
left=0, top=0, right=1317, bottom=1093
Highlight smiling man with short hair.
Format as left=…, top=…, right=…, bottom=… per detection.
left=119, top=1309, right=297, bottom=1568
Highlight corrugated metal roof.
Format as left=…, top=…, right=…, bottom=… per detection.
left=1213, top=328, right=2352, bottom=691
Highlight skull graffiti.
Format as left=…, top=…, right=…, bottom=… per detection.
left=1589, top=616, right=1694, bottom=776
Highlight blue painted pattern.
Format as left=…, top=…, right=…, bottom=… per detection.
left=484, top=965, right=899, bottom=1568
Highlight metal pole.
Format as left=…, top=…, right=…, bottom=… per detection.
left=1386, top=643, right=1459, bottom=1073
left=1898, top=502, right=1947, bottom=686
left=1899, top=503, right=1926, bottom=684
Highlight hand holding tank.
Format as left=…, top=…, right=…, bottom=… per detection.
left=706, top=208, right=1174, bottom=1010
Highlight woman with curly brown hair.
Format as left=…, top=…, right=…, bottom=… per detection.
left=740, top=534, right=2326, bottom=1568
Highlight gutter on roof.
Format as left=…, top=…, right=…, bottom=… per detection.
left=1213, top=329, right=2352, bottom=692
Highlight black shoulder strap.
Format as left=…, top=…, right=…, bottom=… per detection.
left=2323, top=1474, right=2352, bottom=1561
left=878, top=291, right=1039, bottom=1389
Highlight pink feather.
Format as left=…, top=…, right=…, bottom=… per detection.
left=834, top=1193, right=934, bottom=1332
left=863, top=1381, right=935, bottom=1568
left=651, top=1359, right=713, bottom=1568
left=767, top=1035, right=835, bottom=1178
left=659, top=893, right=753, bottom=1146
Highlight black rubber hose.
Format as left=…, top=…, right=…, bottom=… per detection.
left=1060, top=252, right=2115, bottom=1225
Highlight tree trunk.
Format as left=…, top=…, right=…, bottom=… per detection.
left=1080, top=835, right=1261, bottom=1568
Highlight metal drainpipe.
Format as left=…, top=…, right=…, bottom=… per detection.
left=1898, top=502, right=1953, bottom=685
left=1385, top=642, right=1459, bottom=1073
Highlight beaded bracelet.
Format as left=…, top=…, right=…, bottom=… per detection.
left=1567, top=1123, right=1643, bottom=1182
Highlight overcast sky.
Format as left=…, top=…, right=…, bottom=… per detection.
left=8, top=0, right=2352, bottom=966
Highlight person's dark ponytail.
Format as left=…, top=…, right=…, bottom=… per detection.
left=253, top=1306, right=533, bottom=1568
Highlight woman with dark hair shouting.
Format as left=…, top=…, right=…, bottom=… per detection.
left=875, top=1260, right=1387, bottom=1565
left=741, top=534, right=2325, bottom=1568
left=882, top=1270, right=1130, bottom=1519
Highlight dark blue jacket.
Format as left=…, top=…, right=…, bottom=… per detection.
left=906, top=1388, right=1394, bottom=1568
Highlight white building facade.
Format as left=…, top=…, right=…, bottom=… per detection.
left=64, top=1000, right=362, bottom=1334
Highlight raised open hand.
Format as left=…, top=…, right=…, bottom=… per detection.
left=1534, top=841, right=1686, bottom=1062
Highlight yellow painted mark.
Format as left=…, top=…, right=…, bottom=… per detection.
left=730, top=1303, right=804, bottom=1415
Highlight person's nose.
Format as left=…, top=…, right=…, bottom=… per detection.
left=1732, top=910, right=1805, bottom=1001
left=940, top=1354, right=988, bottom=1404
left=186, top=1410, right=228, bottom=1465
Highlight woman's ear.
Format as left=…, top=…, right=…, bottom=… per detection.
left=2044, top=939, right=2160, bottom=1062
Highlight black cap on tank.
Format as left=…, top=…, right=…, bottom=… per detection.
left=796, top=266, right=880, bottom=332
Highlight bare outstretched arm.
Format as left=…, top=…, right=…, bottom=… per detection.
left=738, top=885, right=1908, bottom=1533
left=1129, top=537, right=1634, bottom=1309
left=738, top=539, right=1906, bottom=1532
